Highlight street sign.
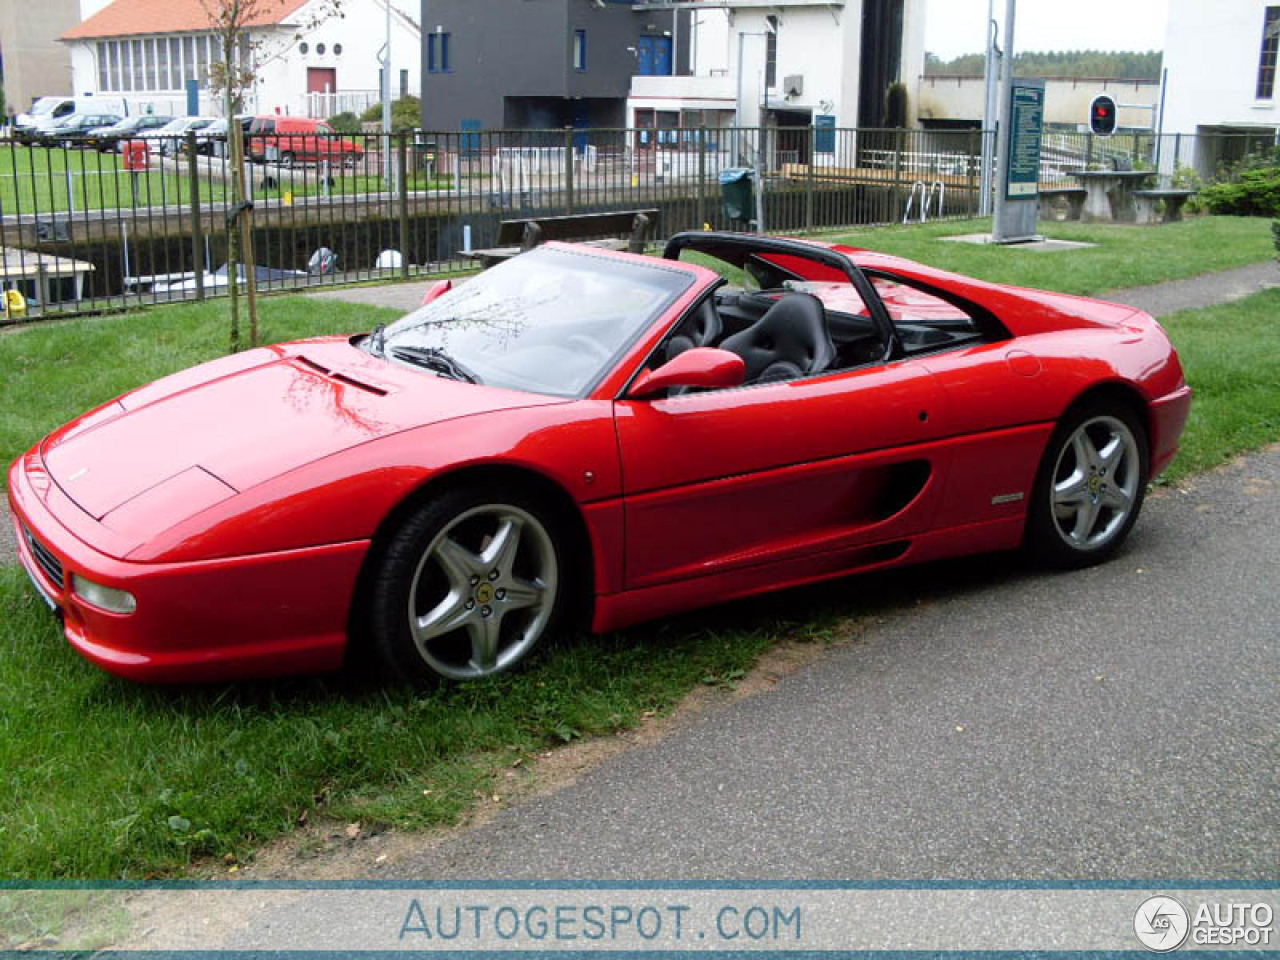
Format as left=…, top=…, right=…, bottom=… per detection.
left=1005, top=81, right=1045, bottom=199
left=993, top=77, right=1045, bottom=243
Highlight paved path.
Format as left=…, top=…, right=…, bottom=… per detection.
left=390, top=448, right=1279, bottom=880
left=1100, top=261, right=1279, bottom=317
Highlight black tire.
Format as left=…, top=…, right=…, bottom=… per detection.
left=1026, top=398, right=1150, bottom=568
left=364, top=484, right=571, bottom=684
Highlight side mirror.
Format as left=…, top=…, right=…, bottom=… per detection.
left=421, top=278, right=453, bottom=306
left=629, top=347, right=745, bottom=399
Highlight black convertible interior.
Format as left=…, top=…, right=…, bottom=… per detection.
left=655, top=235, right=1001, bottom=390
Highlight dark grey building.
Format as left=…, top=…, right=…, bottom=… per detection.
left=419, top=0, right=690, bottom=131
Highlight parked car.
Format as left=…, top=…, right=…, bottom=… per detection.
left=86, top=114, right=172, bottom=152
left=246, top=115, right=364, bottom=166
left=139, top=116, right=215, bottom=156
left=8, top=233, right=1192, bottom=684
left=13, top=96, right=128, bottom=142
left=189, top=116, right=252, bottom=158
left=43, top=113, right=124, bottom=148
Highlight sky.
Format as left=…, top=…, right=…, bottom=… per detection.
left=924, top=0, right=1170, bottom=60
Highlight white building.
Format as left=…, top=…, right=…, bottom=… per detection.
left=626, top=0, right=926, bottom=135
left=1161, top=0, right=1280, bottom=173
left=61, top=0, right=421, bottom=119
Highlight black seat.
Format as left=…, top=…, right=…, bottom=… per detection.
left=719, top=292, right=835, bottom=384
left=664, top=297, right=723, bottom=364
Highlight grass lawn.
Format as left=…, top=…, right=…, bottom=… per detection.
left=0, top=221, right=1277, bottom=879
left=0, top=144, right=449, bottom=215
left=825, top=216, right=1274, bottom=296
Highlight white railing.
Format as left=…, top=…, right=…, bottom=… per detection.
left=304, top=90, right=381, bottom=119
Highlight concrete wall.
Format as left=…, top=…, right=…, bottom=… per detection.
left=2, top=0, right=80, bottom=112
left=1162, top=0, right=1280, bottom=134
left=917, top=75, right=1160, bottom=128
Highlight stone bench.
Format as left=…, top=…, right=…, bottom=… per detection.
left=1132, top=189, right=1198, bottom=225
left=1038, top=187, right=1088, bottom=221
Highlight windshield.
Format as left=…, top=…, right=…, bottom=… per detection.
left=29, top=98, right=64, bottom=116
left=379, top=247, right=694, bottom=397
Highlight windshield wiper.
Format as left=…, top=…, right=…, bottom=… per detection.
left=389, top=345, right=482, bottom=384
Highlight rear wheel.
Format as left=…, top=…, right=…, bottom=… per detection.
left=366, top=486, right=568, bottom=683
left=279, top=151, right=296, bottom=167
left=1027, top=400, right=1149, bottom=567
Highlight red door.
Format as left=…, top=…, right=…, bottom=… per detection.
left=307, top=68, right=337, bottom=94
left=614, top=362, right=951, bottom=591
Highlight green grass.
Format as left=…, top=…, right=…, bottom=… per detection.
left=1157, top=288, right=1280, bottom=482
left=0, top=223, right=1278, bottom=879
left=0, top=145, right=450, bottom=214
left=0, top=567, right=795, bottom=878
left=825, top=216, right=1274, bottom=296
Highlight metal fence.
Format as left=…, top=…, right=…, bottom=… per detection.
left=0, top=125, right=1268, bottom=322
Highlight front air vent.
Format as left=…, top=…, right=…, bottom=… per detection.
left=296, top=356, right=388, bottom=395
left=22, top=525, right=64, bottom=588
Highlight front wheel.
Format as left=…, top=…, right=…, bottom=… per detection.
left=365, top=487, right=568, bottom=683
left=1026, top=401, right=1149, bottom=567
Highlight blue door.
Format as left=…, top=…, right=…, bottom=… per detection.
left=635, top=36, right=673, bottom=76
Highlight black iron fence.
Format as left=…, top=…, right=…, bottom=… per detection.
left=0, top=126, right=1267, bottom=322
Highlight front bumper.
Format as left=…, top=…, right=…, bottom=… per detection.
left=1148, top=383, right=1194, bottom=478
left=8, top=451, right=368, bottom=683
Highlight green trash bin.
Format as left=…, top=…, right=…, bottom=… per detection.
left=719, top=167, right=755, bottom=223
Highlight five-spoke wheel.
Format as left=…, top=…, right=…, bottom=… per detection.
left=366, top=486, right=567, bottom=683
left=1028, top=401, right=1149, bottom=567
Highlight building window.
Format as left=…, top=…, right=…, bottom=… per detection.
left=765, top=15, right=778, bottom=89
left=573, top=29, right=587, bottom=71
left=97, top=42, right=109, bottom=90
left=427, top=32, right=451, bottom=73
left=156, top=37, right=168, bottom=90
left=109, top=41, right=121, bottom=91
left=169, top=38, right=181, bottom=89
left=1258, top=7, right=1280, bottom=99
left=399, top=68, right=409, bottom=97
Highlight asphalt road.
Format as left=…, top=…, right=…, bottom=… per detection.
left=390, top=448, right=1279, bottom=880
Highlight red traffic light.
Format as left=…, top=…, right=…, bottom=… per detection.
left=1090, top=94, right=1117, bottom=137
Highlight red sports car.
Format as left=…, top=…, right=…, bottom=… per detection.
left=8, top=233, right=1192, bottom=684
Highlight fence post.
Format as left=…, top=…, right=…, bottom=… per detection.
left=697, top=126, right=708, bottom=228
left=893, top=128, right=905, bottom=218
left=186, top=131, right=205, bottom=302
left=805, top=126, right=815, bottom=232
left=967, top=129, right=978, bottom=216
left=564, top=126, right=575, bottom=215
left=397, top=136, right=410, bottom=280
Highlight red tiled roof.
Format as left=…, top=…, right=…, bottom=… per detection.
left=61, top=0, right=312, bottom=41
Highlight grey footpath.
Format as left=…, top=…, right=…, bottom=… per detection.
left=385, top=448, right=1279, bottom=880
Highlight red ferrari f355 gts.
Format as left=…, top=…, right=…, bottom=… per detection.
left=8, top=233, right=1191, bottom=683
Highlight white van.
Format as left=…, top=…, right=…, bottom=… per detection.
left=14, top=96, right=129, bottom=141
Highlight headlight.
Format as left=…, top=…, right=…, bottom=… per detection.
left=71, top=574, right=137, bottom=615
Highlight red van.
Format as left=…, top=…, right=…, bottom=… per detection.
left=247, top=116, right=364, bottom=166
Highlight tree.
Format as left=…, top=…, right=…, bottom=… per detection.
left=199, top=0, right=343, bottom=352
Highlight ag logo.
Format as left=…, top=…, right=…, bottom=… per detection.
left=1134, top=896, right=1190, bottom=952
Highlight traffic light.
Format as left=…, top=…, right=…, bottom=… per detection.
left=1089, top=94, right=1117, bottom=137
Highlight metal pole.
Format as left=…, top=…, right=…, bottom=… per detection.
left=735, top=30, right=745, bottom=164
left=186, top=131, right=205, bottom=302
left=979, top=0, right=999, bottom=217
left=1154, top=66, right=1169, bottom=180
left=382, top=0, right=393, bottom=191
left=991, top=0, right=1016, bottom=241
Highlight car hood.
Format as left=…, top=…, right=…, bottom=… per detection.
left=42, top=338, right=564, bottom=523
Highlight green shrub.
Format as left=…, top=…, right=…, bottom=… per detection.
left=1272, top=219, right=1280, bottom=257
left=359, top=95, right=421, bottom=132
left=1199, top=167, right=1280, bottom=217
left=327, top=111, right=361, bottom=134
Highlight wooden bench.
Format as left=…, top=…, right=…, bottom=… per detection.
left=1132, top=189, right=1197, bottom=225
left=464, top=209, right=659, bottom=269
left=1038, top=186, right=1087, bottom=221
